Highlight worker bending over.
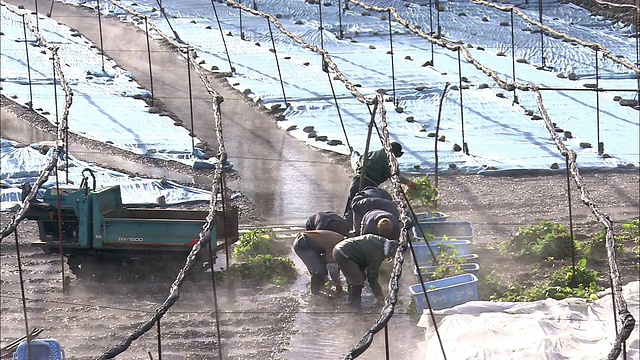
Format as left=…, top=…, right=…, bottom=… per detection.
left=305, top=210, right=350, bottom=237
left=293, top=230, right=346, bottom=294
left=332, top=233, right=399, bottom=307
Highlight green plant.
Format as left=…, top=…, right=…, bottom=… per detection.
left=495, top=282, right=542, bottom=302
left=434, top=244, right=463, bottom=264
left=482, top=273, right=509, bottom=300
left=413, top=231, right=436, bottom=243
left=507, top=221, right=578, bottom=260
left=583, top=229, right=624, bottom=257
left=233, top=229, right=272, bottom=261
left=406, top=175, right=438, bottom=211
left=493, top=259, right=602, bottom=302
left=544, top=258, right=602, bottom=300
left=226, top=229, right=297, bottom=285
left=415, top=232, right=456, bottom=245
left=621, top=219, right=640, bottom=254
left=220, top=254, right=297, bottom=285
left=429, top=263, right=466, bottom=281
left=233, top=229, right=289, bottom=261
left=583, top=219, right=639, bottom=257
left=550, top=258, right=599, bottom=287
left=622, top=218, right=640, bottom=236
left=423, top=244, right=467, bottom=280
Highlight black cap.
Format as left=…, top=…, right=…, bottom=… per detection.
left=390, top=142, right=404, bottom=157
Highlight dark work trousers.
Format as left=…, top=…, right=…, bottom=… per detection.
left=333, top=249, right=365, bottom=287
left=293, top=234, right=327, bottom=277
left=343, top=175, right=378, bottom=228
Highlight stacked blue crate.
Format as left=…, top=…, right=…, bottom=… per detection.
left=413, top=262, right=480, bottom=278
left=408, top=218, right=481, bottom=312
left=411, top=220, right=475, bottom=241
left=409, top=219, right=478, bottom=267
left=409, top=240, right=473, bottom=266
left=409, top=274, right=479, bottom=312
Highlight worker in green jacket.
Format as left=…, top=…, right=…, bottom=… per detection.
left=343, top=142, right=416, bottom=227
left=332, top=233, right=399, bottom=307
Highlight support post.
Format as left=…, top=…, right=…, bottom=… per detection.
left=210, top=0, right=235, bottom=73
left=359, top=99, right=379, bottom=192
left=21, top=15, right=34, bottom=109
left=145, top=17, right=155, bottom=107
left=510, top=9, right=518, bottom=104
left=457, top=47, right=468, bottom=155
left=388, top=10, right=398, bottom=106
left=186, top=49, right=196, bottom=154
left=434, top=82, right=450, bottom=202
left=97, top=0, right=105, bottom=72
left=595, top=49, right=603, bottom=155
left=267, top=19, right=289, bottom=108
left=538, top=0, right=545, bottom=68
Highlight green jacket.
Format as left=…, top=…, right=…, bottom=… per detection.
left=334, top=233, right=387, bottom=295
left=356, top=149, right=391, bottom=186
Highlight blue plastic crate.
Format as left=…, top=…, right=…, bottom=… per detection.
left=459, top=253, right=478, bottom=263
left=409, top=240, right=472, bottom=266
left=408, top=211, right=448, bottom=224
left=409, top=273, right=479, bottom=313
left=411, top=220, right=475, bottom=241
left=13, top=339, right=66, bottom=360
left=414, top=262, right=480, bottom=278
left=414, top=253, right=479, bottom=268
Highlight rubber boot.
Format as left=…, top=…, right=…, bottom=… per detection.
left=310, top=273, right=324, bottom=295
left=348, top=285, right=363, bottom=307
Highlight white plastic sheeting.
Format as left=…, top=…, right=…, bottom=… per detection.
left=0, top=139, right=212, bottom=211
left=1, top=0, right=638, bottom=204
left=0, top=6, right=223, bottom=169
left=43, top=0, right=639, bottom=174
left=417, top=281, right=640, bottom=359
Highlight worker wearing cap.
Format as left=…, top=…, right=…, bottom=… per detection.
left=332, top=233, right=399, bottom=307
left=351, top=195, right=399, bottom=238
left=343, top=142, right=416, bottom=225
left=346, top=186, right=395, bottom=234
left=360, top=211, right=400, bottom=241
left=293, top=229, right=346, bottom=295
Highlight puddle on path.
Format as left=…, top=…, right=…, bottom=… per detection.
left=286, top=247, right=428, bottom=359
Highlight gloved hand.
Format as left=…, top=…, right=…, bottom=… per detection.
left=335, top=283, right=343, bottom=294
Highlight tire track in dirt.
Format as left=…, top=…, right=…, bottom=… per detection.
left=1, top=217, right=300, bottom=360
